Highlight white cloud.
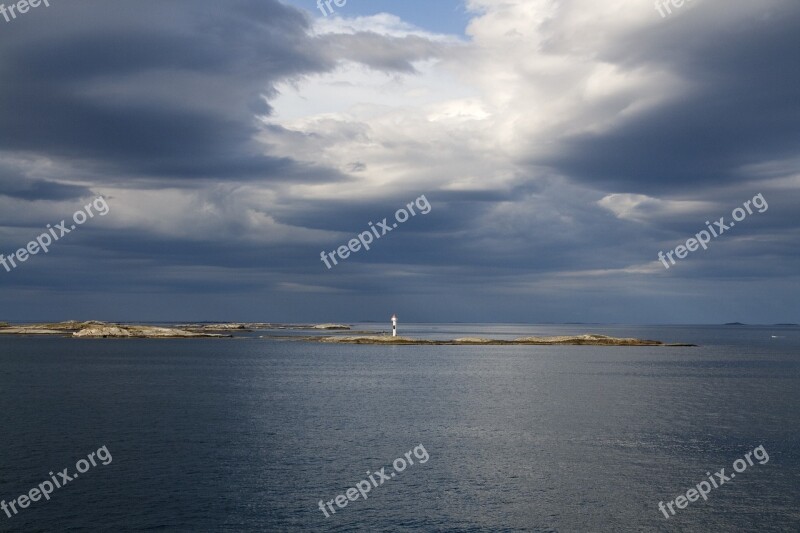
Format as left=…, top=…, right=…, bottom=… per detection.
left=265, top=0, right=698, bottom=207
left=597, top=193, right=715, bottom=223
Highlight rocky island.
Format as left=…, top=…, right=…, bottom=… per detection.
left=179, top=323, right=351, bottom=332
left=0, top=321, right=353, bottom=338
left=0, top=321, right=231, bottom=338
left=314, top=334, right=695, bottom=346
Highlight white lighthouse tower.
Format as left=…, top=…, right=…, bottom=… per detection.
left=391, top=314, right=397, bottom=337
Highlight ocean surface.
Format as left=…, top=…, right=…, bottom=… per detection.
left=0, top=324, right=798, bottom=532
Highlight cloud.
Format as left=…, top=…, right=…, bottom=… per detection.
left=597, top=194, right=716, bottom=223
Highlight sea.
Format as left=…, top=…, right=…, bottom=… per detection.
left=0, top=324, right=798, bottom=532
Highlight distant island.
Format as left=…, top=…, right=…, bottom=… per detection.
left=0, top=321, right=351, bottom=338
left=313, top=334, right=695, bottom=347
left=723, top=322, right=798, bottom=326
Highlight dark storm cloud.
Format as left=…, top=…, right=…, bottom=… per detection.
left=0, top=1, right=318, bottom=183
left=541, top=1, right=800, bottom=194
left=0, top=0, right=428, bottom=185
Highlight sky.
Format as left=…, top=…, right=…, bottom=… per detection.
left=0, top=0, right=798, bottom=324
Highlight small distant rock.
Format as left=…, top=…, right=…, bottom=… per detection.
left=182, top=323, right=252, bottom=332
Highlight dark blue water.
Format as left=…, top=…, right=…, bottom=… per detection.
left=1, top=325, right=798, bottom=532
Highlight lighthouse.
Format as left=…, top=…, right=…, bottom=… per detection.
left=391, top=314, right=397, bottom=337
